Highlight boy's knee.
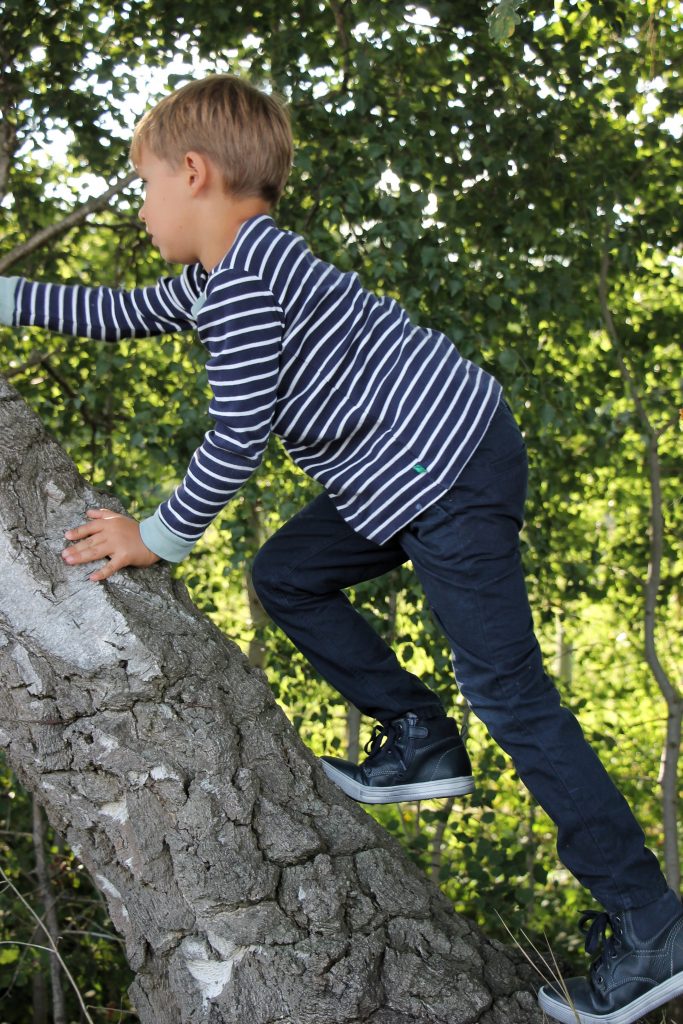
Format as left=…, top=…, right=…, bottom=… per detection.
left=251, top=544, right=290, bottom=610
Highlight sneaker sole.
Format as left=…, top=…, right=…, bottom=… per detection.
left=538, top=970, right=683, bottom=1024
left=320, top=759, right=475, bottom=804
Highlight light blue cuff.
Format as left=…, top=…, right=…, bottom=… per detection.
left=191, top=291, right=207, bottom=318
left=0, top=276, right=19, bottom=326
left=139, top=510, right=197, bottom=563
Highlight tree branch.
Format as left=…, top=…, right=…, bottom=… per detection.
left=0, top=171, right=136, bottom=275
left=3, top=349, right=53, bottom=379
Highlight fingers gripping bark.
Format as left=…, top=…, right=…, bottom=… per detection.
left=62, top=508, right=159, bottom=581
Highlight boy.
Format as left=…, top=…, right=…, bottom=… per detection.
left=0, top=75, right=681, bottom=1024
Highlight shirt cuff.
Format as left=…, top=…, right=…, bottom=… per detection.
left=0, top=277, right=19, bottom=326
left=139, top=509, right=197, bottom=562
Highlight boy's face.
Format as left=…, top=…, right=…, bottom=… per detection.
left=136, top=147, right=199, bottom=264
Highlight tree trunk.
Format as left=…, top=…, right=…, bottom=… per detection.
left=0, top=373, right=543, bottom=1024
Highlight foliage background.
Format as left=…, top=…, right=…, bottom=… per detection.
left=0, top=0, right=681, bottom=1020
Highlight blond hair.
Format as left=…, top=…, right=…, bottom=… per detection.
left=130, top=74, right=292, bottom=205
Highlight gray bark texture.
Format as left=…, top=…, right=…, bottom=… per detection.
left=0, top=372, right=544, bottom=1024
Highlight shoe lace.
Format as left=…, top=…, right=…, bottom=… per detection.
left=579, top=910, right=623, bottom=990
left=364, top=723, right=406, bottom=770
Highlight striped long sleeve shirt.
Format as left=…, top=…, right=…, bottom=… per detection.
left=6, top=214, right=502, bottom=561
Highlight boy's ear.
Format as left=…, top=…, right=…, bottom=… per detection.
left=183, top=151, right=210, bottom=194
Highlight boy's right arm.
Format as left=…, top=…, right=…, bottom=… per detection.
left=0, top=265, right=205, bottom=339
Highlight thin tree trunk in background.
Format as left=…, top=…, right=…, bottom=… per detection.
left=346, top=703, right=362, bottom=763
left=31, top=920, right=49, bottom=1024
left=645, top=435, right=682, bottom=894
left=599, top=252, right=682, bottom=893
left=430, top=796, right=456, bottom=884
left=526, top=799, right=537, bottom=871
left=659, top=700, right=682, bottom=892
left=347, top=576, right=400, bottom=761
left=245, top=574, right=269, bottom=669
left=430, top=706, right=471, bottom=883
left=554, top=613, right=573, bottom=688
left=245, top=499, right=269, bottom=670
left=32, top=800, right=67, bottom=1024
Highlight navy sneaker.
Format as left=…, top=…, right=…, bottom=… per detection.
left=538, top=899, right=683, bottom=1024
left=320, top=712, right=474, bottom=804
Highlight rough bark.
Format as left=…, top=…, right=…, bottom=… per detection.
left=0, top=372, right=543, bottom=1024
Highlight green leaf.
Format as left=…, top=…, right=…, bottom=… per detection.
left=498, top=349, right=520, bottom=372
left=486, top=0, right=525, bottom=43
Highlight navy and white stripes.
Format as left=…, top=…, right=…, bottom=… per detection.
left=12, top=214, right=502, bottom=560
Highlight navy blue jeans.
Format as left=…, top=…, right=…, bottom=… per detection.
left=252, top=400, right=667, bottom=911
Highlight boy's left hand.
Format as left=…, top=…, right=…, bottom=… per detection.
left=62, top=508, right=160, bottom=582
